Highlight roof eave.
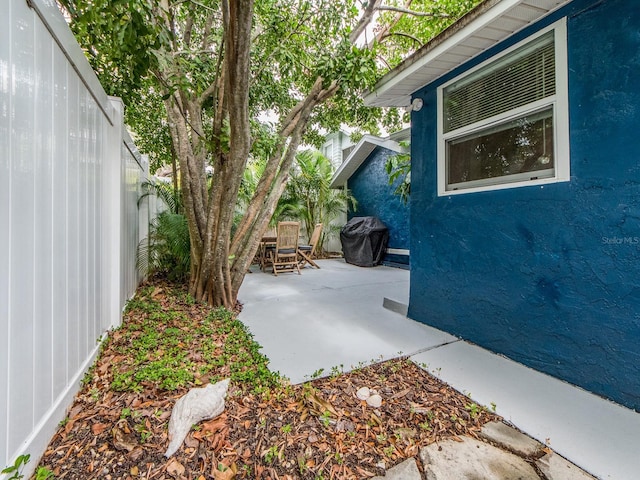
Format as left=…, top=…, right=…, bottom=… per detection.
left=330, top=135, right=403, bottom=188
left=364, top=0, right=571, bottom=107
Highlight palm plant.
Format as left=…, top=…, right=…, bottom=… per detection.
left=278, top=150, right=356, bottom=253
left=139, top=179, right=182, bottom=214
left=137, top=180, right=190, bottom=280
left=385, top=141, right=411, bottom=204
left=137, top=210, right=191, bottom=281
left=235, top=159, right=265, bottom=232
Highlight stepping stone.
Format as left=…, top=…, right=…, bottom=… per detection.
left=479, top=421, right=544, bottom=457
left=420, top=437, right=541, bottom=480
left=371, top=458, right=421, bottom=480
left=536, top=453, right=597, bottom=480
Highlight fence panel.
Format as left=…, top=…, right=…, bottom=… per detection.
left=121, top=132, right=147, bottom=308
left=0, top=1, right=151, bottom=475
left=0, top=1, right=10, bottom=466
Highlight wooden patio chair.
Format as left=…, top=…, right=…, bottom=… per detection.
left=298, top=223, right=323, bottom=269
left=271, top=221, right=301, bottom=276
left=259, top=227, right=277, bottom=272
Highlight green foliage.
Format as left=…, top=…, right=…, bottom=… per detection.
left=125, top=89, right=174, bottom=174
left=34, top=466, right=55, bottom=480
left=137, top=209, right=190, bottom=281
left=385, top=142, right=411, bottom=204
left=465, top=402, right=481, bottom=419
left=1, top=454, right=30, bottom=480
left=61, top=0, right=481, bottom=302
left=111, top=288, right=280, bottom=394
left=374, top=0, right=483, bottom=70
left=277, top=150, right=356, bottom=252
left=57, top=0, right=166, bottom=97
left=139, top=180, right=182, bottom=215
left=1, top=460, right=53, bottom=480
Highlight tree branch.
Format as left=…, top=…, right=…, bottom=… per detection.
left=378, top=5, right=451, bottom=18
left=379, top=31, right=424, bottom=47
left=349, top=0, right=383, bottom=43
left=371, top=0, right=411, bottom=46
left=183, top=15, right=194, bottom=47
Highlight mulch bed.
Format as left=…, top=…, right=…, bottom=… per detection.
left=34, top=280, right=499, bottom=480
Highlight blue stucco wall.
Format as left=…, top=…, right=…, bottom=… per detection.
left=408, top=0, right=640, bottom=410
left=348, top=146, right=410, bottom=264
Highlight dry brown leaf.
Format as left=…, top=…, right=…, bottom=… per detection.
left=128, top=446, right=144, bottom=462
left=391, top=387, right=412, bottom=399
left=151, top=286, right=163, bottom=298
left=306, top=391, right=339, bottom=416
left=166, top=458, right=185, bottom=478
left=68, top=404, right=84, bottom=419
left=112, top=424, right=139, bottom=452
left=91, top=422, right=109, bottom=435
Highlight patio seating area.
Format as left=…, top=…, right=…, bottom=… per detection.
left=259, top=221, right=323, bottom=274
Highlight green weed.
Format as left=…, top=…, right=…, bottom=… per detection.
left=1, top=454, right=30, bottom=480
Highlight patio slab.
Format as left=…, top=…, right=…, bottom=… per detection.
left=412, top=342, right=640, bottom=480
left=238, top=259, right=456, bottom=383
left=237, top=259, right=640, bottom=480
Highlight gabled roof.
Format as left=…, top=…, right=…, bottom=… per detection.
left=364, top=0, right=571, bottom=107
left=330, top=133, right=406, bottom=188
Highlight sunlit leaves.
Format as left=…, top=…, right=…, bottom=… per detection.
left=374, top=0, right=482, bottom=70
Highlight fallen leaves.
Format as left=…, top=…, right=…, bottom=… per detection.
left=34, top=279, right=500, bottom=480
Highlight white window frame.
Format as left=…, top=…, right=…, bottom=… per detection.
left=437, top=18, right=570, bottom=196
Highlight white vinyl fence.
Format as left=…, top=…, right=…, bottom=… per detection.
left=0, top=1, right=153, bottom=475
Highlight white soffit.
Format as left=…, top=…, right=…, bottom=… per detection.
left=364, top=0, right=572, bottom=107
left=330, top=135, right=403, bottom=188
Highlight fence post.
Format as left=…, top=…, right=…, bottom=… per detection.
left=138, top=155, right=150, bottom=283
left=103, top=97, right=124, bottom=330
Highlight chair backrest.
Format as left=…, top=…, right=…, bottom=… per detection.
left=308, top=223, right=323, bottom=254
left=276, top=221, right=300, bottom=251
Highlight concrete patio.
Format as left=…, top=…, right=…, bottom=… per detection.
left=238, top=259, right=640, bottom=480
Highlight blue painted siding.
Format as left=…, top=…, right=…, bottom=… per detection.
left=408, top=0, right=640, bottom=410
left=348, top=146, right=410, bottom=263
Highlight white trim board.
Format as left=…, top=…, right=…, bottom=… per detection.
left=330, top=135, right=404, bottom=187
left=386, top=248, right=410, bottom=256
left=364, top=0, right=572, bottom=107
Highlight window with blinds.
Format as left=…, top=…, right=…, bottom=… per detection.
left=437, top=22, right=570, bottom=195
left=444, top=31, right=555, bottom=133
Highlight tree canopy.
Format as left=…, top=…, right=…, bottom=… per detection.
left=58, top=0, right=480, bottom=307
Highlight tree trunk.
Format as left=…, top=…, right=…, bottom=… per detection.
left=161, top=4, right=344, bottom=309
left=172, top=0, right=255, bottom=309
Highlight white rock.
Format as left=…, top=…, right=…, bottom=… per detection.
left=164, top=378, right=230, bottom=457
left=356, top=386, right=371, bottom=400
left=366, top=394, right=383, bottom=408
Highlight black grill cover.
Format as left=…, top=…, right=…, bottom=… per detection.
left=340, top=217, right=389, bottom=267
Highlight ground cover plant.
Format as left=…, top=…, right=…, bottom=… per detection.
left=34, top=280, right=498, bottom=479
